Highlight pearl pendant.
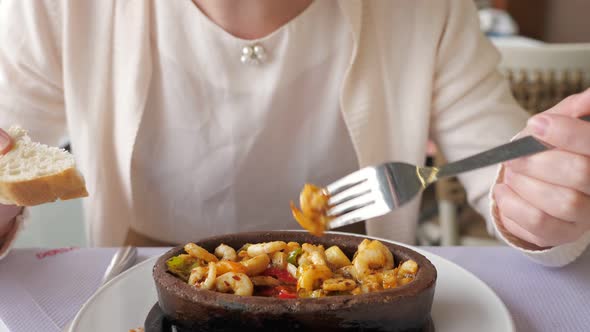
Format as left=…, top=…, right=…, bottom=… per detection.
left=240, top=44, right=266, bottom=65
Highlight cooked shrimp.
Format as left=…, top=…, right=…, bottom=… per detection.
left=297, top=264, right=333, bottom=292
left=214, top=244, right=237, bottom=261
left=250, top=275, right=281, bottom=287
left=291, top=184, right=332, bottom=237
left=298, top=289, right=327, bottom=298
left=271, top=251, right=288, bottom=269
left=241, top=254, right=270, bottom=276
left=170, top=239, right=418, bottom=297
left=184, top=243, right=219, bottom=263
left=216, top=260, right=248, bottom=275
left=309, top=289, right=327, bottom=298
left=247, top=241, right=287, bottom=257
left=360, top=273, right=383, bottom=293
left=382, top=269, right=398, bottom=289
left=325, top=246, right=352, bottom=269
left=215, top=272, right=253, bottom=296
left=188, top=261, right=217, bottom=290
left=297, top=253, right=312, bottom=267
left=357, top=239, right=371, bottom=252
left=335, top=265, right=359, bottom=280
left=307, top=289, right=328, bottom=299
left=398, top=260, right=418, bottom=276
left=398, top=276, right=414, bottom=286
left=286, top=242, right=301, bottom=254
left=300, top=243, right=327, bottom=266
left=352, top=240, right=393, bottom=276
left=237, top=250, right=250, bottom=261
left=188, top=266, right=207, bottom=286
left=322, top=277, right=357, bottom=292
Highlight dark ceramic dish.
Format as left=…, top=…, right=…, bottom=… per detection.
left=153, top=231, right=437, bottom=332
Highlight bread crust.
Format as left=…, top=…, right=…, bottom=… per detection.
left=0, top=167, right=88, bottom=206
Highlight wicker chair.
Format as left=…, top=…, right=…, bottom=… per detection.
left=430, top=43, right=590, bottom=246
left=500, top=44, right=590, bottom=114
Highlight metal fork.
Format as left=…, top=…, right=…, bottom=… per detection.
left=325, top=115, right=590, bottom=229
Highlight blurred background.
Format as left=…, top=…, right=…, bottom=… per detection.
left=476, top=0, right=590, bottom=43
left=14, top=0, right=590, bottom=249
left=416, top=0, right=590, bottom=247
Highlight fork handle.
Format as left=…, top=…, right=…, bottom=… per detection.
left=436, top=115, right=590, bottom=179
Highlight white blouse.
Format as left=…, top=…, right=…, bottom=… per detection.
left=2, top=0, right=586, bottom=267
left=133, top=0, right=357, bottom=242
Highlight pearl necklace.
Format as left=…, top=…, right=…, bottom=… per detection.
left=240, top=44, right=267, bottom=65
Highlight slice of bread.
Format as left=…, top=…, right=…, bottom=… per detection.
left=0, top=126, right=88, bottom=206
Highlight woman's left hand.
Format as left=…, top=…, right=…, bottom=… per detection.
left=493, top=89, right=590, bottom=249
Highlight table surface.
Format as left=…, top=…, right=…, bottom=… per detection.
left=1, top=246, right=588, bottom=332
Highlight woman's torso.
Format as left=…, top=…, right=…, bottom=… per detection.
left=132, top=0, right=358, bottom=242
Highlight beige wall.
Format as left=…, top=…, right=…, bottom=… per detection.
left=494, top=0, right=590, bottom=42
left=544, top=0, right=590, bottom=42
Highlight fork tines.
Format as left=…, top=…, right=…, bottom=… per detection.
left=325, top=167, right=378, bottom=229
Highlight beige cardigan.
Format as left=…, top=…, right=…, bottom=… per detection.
left=0, top=0, right=587, bottom=265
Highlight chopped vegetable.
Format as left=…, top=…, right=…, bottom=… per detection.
left=325, top=246, right=352, bottom=269
left=262, top=267, right=297, bottom=284
left=166, top=254, right=202, bottom=282
left=277, top=286, right=298, bottom=299
left=287, top=247, right=303, bottom=266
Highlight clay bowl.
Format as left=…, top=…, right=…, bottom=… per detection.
left=153, top=231, right=437, bottom=332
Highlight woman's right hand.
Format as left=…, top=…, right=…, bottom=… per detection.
left=0, top=128, right=20, bottom=240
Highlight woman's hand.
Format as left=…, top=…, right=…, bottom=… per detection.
left=493, top=89, right=590, bottom=249
left=0, top=128, right=12, bottom=154
left=0, top=128, right=21, bottom=241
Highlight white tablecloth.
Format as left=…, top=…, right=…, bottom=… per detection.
left=0, top=246, right=588, bottom=331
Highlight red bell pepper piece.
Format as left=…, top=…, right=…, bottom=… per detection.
left=277, top=286, right=298, bottom=299
left=262, top=267, right=297, bottom=284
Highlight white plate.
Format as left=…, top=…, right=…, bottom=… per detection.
left=0, top=319, right=9, bottom=332
left=71, top=239, right=514, bottom=332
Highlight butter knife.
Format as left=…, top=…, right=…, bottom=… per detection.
left=101, top=246, right=138, bottom=285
